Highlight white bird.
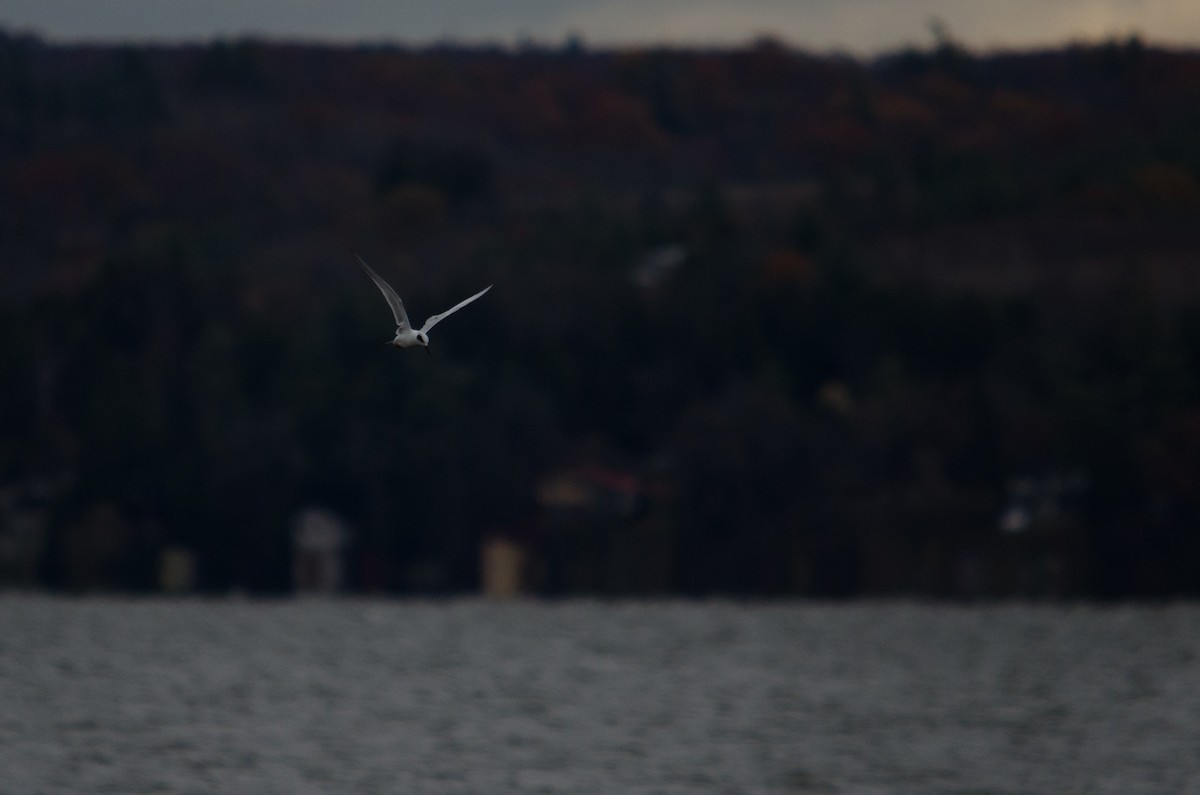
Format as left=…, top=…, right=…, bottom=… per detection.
left=357, top=254, right=492, bottom=353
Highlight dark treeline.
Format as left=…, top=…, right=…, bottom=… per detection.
left=3, top=29, right=1200, bottom=597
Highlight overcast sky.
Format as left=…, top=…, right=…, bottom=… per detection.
left=1, top=0, right=1197, bottom=53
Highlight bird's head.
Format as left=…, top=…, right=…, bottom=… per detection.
left=417, top=331, right=430, bottom=353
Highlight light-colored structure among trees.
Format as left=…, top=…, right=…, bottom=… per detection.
left=481, top=537, right=527, bottom=598
left=292, top=508, right=350, bottom=594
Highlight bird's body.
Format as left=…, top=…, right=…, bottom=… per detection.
left=357, top=255, right=491, bottom=352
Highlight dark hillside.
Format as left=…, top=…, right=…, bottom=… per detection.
left=2, top=30, right=1199, bottom=597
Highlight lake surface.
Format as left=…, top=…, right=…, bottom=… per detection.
left=1, top=597, right=1197, bottom=794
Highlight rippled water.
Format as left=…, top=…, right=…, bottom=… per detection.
left=1, top=597, right=1198, bottom=794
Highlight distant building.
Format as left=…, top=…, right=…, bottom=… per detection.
left=291, top=507, right=350, bottom=594
left=480, top=537, right=527, bottom=598
left=998, top=472, right=1087, bottom=534
left=995, top=472, right=1089, bottom=596
left=531, top=463, right=670, bottom=594
left=536, top=465, right=643, bottom=519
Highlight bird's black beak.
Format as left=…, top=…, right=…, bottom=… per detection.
left=425, top=345, right=431, bottom=355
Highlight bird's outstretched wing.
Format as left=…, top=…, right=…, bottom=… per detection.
left=420, top=284, right=493, bottom=334
left=357, top=255, right=412, bottom=332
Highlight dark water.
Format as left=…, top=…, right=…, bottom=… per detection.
left=1, top=597, right=1197, bottom=794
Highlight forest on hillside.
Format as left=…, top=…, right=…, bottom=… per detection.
left=3, top=28, right=1200, bottom=597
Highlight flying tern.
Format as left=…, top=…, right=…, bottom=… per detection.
left=357, top=255, right=492, bottom=353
